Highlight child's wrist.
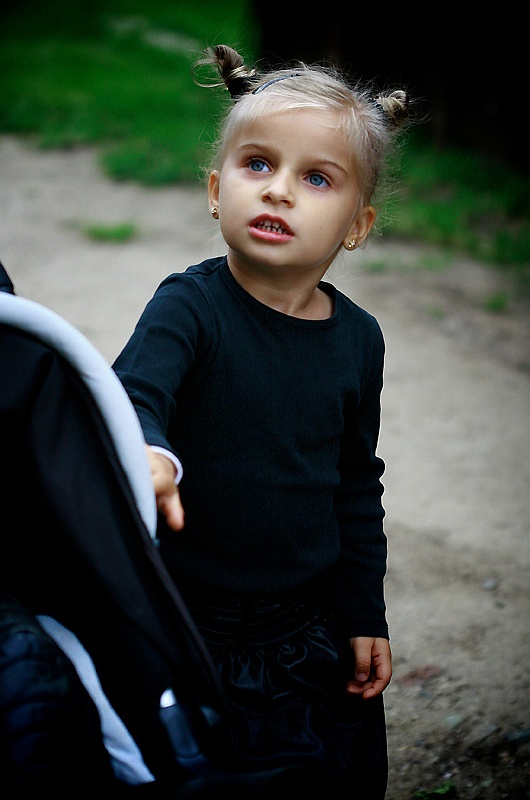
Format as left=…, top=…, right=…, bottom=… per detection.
left=149, top=445, right=183, bottom=484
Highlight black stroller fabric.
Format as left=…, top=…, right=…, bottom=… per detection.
left=0, top=263, right=332, bottom=797
left=0, top=593, right=119, bottom=799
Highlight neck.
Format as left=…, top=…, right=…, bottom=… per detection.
left=227, top=258, right=332, bottom=320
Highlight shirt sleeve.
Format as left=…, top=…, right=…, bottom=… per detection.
left=334, top=329, right=388, bottom=640
left=113, top=275, right=213, bottom=466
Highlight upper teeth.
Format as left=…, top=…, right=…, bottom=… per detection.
left=256, top=220, right=286, bottom=234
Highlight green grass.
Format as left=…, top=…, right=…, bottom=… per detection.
left=482, top=290, right=510, bottom=313
left=82, top=222, right=137, bottom=243
left=390, top=134, right=530, bottom=272
left=0, top=0, right=257, bottom=183
left=414, top=779, right=457, bottom=798
left=1, top=1, right=529, bottom=274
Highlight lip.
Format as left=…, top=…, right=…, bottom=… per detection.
left=249, top=214, right=294, bottom=242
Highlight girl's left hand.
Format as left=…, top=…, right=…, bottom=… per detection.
left=346, top=636, right=392, bottom=699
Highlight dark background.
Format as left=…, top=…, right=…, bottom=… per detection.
left=252, top=6, right=524, bottom=175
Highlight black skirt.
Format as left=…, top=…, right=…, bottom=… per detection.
left=181, top=572, right=388, bottom=799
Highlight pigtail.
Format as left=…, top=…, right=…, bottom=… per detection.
left=375, top=89, right=410, bottom=129
left=196, top=44, right=258, bottom=100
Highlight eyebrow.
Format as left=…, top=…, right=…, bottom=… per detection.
left=235, top=142, right=273, bottom=155
left=312, top=158, right=349, bottom=177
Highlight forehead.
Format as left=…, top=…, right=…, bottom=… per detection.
left=226, top=106, right=352, bottom=162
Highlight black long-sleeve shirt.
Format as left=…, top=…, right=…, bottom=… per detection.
left=113, top=256, right=388, bottom=638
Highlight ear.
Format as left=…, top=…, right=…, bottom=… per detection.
left=208, top=170, right=220, bottom=209
left=343, top=205, right=376, bottom=250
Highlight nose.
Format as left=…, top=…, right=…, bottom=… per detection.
left=261, top=169, right=294, bottom=207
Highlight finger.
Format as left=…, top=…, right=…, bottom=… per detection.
left=360, top=677, right=387, bottom=699
left=347, top=660, right=392, bottom=699
left=159, top=492, right=185, bottom=532
left=346, top=676, right=383, bottom=699
left=352, top=637, right=373, bottom=682
left=345, top=679, right=368, bottom=696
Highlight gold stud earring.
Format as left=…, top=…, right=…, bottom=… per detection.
left=345, top=239, right=356, bottom=250
left=211, top=206, right=219, bottom=219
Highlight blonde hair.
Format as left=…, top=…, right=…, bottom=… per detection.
left=195, top=45, right=410, bottom=212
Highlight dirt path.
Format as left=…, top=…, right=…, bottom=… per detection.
left=1, top=136, right=529, bottom=798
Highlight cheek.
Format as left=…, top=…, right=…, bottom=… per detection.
left=312, top=202, right=350, bottom=235
left=218, top=179, right=240, bottom=211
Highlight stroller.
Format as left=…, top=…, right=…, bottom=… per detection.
left=0, top=263, right=331, bottom=798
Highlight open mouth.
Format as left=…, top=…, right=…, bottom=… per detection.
left=250, top=215, right=294, bottom=240
left=254, top=219, right=289, bottom=235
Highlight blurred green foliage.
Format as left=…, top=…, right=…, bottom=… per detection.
left=391, top=135, right=530, bottom=272
left=0, top=0, right=258, bottom=182
left=82, top=221, right=137, bottom=242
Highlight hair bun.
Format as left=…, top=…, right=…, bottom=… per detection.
left=208, top=44, right=257, bottom=99
left=375, top=89, right=409, bottom=128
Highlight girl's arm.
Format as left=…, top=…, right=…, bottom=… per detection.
left=114, top=274, right=213, bottom=533
left=335, top=353, right=388, bottom=640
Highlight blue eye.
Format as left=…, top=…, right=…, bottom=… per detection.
left=308, top=173, right=328, bottom=187
left=249, top=159, right=269, bottom=172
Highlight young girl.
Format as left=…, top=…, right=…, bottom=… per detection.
left=114, top=45, right=409, bottom=799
